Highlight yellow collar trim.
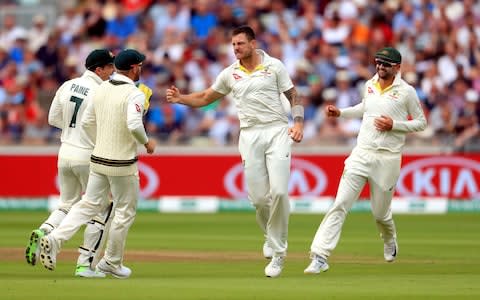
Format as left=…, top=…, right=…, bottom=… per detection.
left=238, top=64, right=265, bottom=74
left=373, top=81, right=394, bottom=94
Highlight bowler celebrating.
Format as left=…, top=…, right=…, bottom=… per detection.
left=304, top=47, right=427, bottom=274
left=166, top=25, right=304, bottom=278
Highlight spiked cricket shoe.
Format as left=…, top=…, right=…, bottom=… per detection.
left=304, top=254, right=329, bottom=274
left=96, top=258, right=131, bottom=279
left=25, top=229, right=45, bottom=266
left=384, top=240, right=398, bottom=262
left=265, top=256, right=284, bottom=278
left=39, top=235, right=59, bottom=271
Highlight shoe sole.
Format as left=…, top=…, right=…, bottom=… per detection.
left=75, top=272, right=106, bottom=278
left=304, top=268, right=329, bottom=274
left=304, top=265, right=329, bottom=274
left=39, top=237, right=55, bottom=271
left=25, top=230, right=42, bottom=266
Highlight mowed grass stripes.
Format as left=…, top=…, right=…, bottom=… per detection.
left=0, top=211, right=479, bottom=300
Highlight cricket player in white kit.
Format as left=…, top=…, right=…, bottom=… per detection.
left=25, top=49, right=115, bottom=278
left=166, top=26, right=304, bottom=278
left=304, top=47, right=427, bottom=274
left=38, top=49, right=156, bottom=279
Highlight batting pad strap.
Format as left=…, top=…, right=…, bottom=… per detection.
left=87, top=219, right=106, bottom=230
left=78, top=246, right=95, bottom=257
left=291, top=105, right=304, bottom=121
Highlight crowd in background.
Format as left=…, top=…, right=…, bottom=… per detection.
left=0, top=0, right=479, bottom=152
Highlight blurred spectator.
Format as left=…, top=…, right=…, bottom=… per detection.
left=27, top=14, right=50, bottom=53
left=83, top=1, right=107, bottom=39
left=428, top=94, right=458, bottom=146
left=0, top=14, right=26, bottom=51
left=334, top=70, right=360, bottom=109
left=146, top=100, right=186, bottom=144
left=105, top=2, right=139, bottom=45
left=56, top=4, right=84, bottom=44
left=190, top=0, right=217, bottom=41
left=150, top=0, right=190, bottom=47
left=454, top=89, right=480, bottom=151
left=0, top=0, right=479, bottom=152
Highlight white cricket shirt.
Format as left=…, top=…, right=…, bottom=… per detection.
left=48, top=70, right=103, bottom=162
left=340, top=73, right=427, bottom=153
left=211, top=49, right=294, bottom=128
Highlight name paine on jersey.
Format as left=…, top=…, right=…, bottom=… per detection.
left=70, top=83, right=90, bottom=97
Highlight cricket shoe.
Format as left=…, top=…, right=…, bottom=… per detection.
left=384, top=240, right=398, bottom=262
left=304, top=254, right=329, bottom=274
left=75, top=265, right=106, bottom=278
left=25, top=229, right=45, bottom=266
left=264, top=256, right=284, bottom=278
left=263, top=241, right=273, bottom=259
left=96, top=258, right=131, bottom=279
left=39, top=235, right=59, bottom=271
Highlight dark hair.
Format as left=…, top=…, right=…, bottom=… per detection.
left=232, top=25, right=256, bottom=41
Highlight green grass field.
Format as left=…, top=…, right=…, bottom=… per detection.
left=1, top=211, right=479, bottom=299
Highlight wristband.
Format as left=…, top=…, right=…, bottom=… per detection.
left=291, top=105, right=304, bottom=120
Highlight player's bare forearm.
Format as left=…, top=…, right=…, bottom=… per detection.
left=166, top=86, right=223, bottom=108
left=284, top=87, right=304, bottom=124
left=284, top=87, right=304, bottom=142
left=177, top=90, right=210, bottom=107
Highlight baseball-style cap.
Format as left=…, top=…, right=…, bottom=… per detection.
left=375, top=47, right=402, bottom=64
left=114, top=49, right=146, bottom=71
left=85, top=49, right=115, bottom=70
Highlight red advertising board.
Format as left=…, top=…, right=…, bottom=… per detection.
left=1, top=154, right=480, bottom=199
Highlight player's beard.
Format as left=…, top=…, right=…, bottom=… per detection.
left=133, top=68, right=141, bottom=81
left=236, top=47, right=254, bottom=61
left=376, top=66, right=394, bottom=80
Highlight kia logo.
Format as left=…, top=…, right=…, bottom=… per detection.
left=397, top=157, right=480, bottom=198
left=224, top=158, right=327, bottom=197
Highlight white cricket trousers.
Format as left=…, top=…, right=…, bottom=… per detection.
left=42, top=159, right=111, bottom=267
left=310, top=147, right=401, bottom=258
left=50, top=170, right=139, bottom=268
left=41, top=160, right=90, bottom=232
left=239, top=122, right=293, bottom=257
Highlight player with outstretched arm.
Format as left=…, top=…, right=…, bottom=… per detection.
left=166, top=25, right=304, bottom=278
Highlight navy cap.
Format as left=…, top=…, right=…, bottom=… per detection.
left=85, top=49, right=115, bottom=70
left=114, top=49, right=146, bottom=71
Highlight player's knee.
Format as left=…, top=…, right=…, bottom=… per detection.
left=270, top=188, right=289, bottom=202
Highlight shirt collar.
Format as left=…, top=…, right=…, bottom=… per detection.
left=83, top=70, right=104, bottom=85
left=111, top=72, right=135, bottom=84
left=233, top=49, right=272, bottom=73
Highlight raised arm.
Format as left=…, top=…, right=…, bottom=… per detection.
left=166, top=86, right=225, bottom=108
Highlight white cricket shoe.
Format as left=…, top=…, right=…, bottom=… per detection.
left=384, top=240, right=398, bottom=262
left=304, top=254, right=329, bottom=274
left=263, top=241, right=273, bottom=259
left=75, top=265, right=106, bottom=278
left=264, top=256, right=284, bottom=278
left=39, top=235, right=59, bottom=271
left=96, top=258, right=132, bottom=279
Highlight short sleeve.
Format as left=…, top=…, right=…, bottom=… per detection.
left=211, top=68, right=232, bottom=95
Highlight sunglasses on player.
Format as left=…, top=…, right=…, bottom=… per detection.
left=375, top=59, right=397, bottom=68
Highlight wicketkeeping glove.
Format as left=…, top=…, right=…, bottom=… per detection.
left=136, top=83, right=153, bottom=112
